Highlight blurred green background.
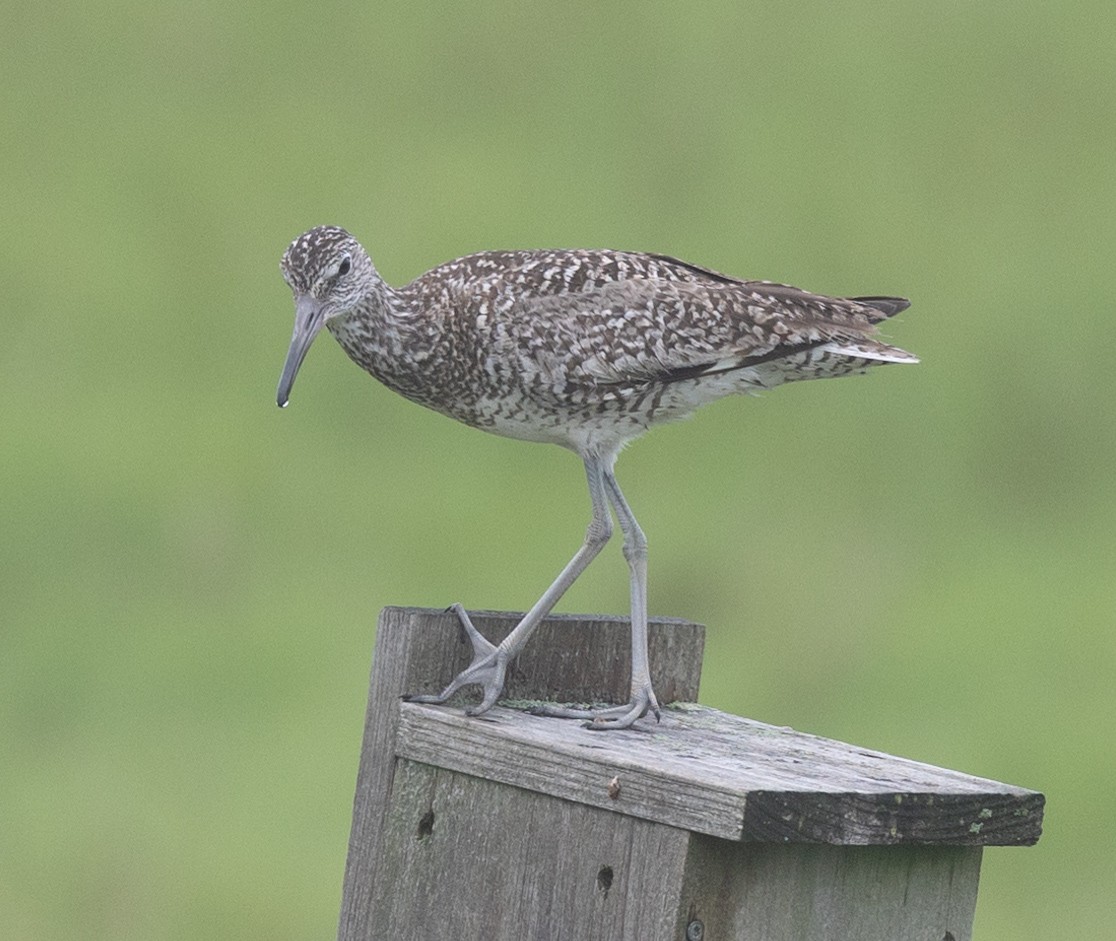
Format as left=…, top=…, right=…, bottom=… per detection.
left=2, top=1, right=1112, bottom=938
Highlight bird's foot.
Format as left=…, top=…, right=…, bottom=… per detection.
left=529, top=683, right=661, bottom=731
left=403, top=604, right=508, bottom=716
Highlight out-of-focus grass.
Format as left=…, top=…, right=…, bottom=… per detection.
left=2, top=2, right=1113, bottom=938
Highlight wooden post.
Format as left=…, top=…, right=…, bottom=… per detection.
left=337, top=607, right=1043, bottom=941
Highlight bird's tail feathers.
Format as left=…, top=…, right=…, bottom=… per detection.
left=852, top=296, right=911, bottom=318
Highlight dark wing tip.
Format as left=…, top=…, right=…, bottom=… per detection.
left=852, top=296, right=911, bottom=317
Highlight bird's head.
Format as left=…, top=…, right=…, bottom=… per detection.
left=276, top=225, right=372, bottom=407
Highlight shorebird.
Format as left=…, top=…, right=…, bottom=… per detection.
left=276, top=225, right=917, bottom=730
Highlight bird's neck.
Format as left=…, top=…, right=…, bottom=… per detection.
left=327, top=277, right=443, bottom=391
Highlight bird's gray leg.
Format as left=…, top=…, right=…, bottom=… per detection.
left=406, top=457, right=613, bottom=715
left=535, top=464, right=660, bottom=729
left=598, top=468, right=660, bottom=726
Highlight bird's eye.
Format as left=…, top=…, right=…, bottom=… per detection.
left=338, top=256, right=351, bottom=276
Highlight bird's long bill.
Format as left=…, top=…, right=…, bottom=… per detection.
left=276, top=294, right=326, bottom=407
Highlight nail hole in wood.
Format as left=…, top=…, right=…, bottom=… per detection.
left=596, top=864, right=613, bottom=895
left=416, top=809, right=435, bottom=840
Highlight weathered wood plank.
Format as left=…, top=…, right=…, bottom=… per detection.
left=395, top=701, right=748, bottom=840
left=396, top=701, right=1044, bottom=845
left=369, top=758, right=692, bottom=941
left=399, top=606, right=706, bottom=705
left=679, top=837, right=982, bottom=941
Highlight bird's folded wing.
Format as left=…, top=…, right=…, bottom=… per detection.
left=505, top=278, right=904, bottom=391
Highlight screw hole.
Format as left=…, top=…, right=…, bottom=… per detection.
left=596, top=865, right=613, bottom=894
left=416, top=809, right=435, bottom=840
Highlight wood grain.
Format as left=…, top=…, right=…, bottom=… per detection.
left=395, top=701, right=1043, bottom=845
left=398, top=606, right=706, bottom=705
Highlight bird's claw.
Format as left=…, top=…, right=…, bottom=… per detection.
left=404, top=604, right=508, bottom=715
left=529, top=684, right=661, bottom=731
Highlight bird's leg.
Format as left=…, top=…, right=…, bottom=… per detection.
left=597, top=469, right=661, bottom=727
left=534, top=464, right=660, bottom=730
left=405, top=458, right=613, bottom=715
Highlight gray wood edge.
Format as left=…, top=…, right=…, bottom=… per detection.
left=394, top=700, right=1044, bottom=846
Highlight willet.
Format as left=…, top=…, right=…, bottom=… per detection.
left=277, top=225, right=916, bottom=729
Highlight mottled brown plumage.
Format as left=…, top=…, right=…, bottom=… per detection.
left=277, top=225, right=916, bottom=729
